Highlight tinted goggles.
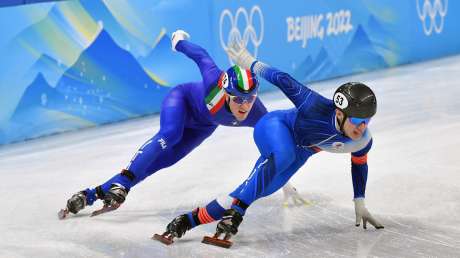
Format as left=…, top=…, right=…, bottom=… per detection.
left=349, top=117, right=371, bottom=126
left=229, top=94, right=257, bottom=104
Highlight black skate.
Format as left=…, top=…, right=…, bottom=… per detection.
left=58, top=191, right=87, bottom=220
left=202, top=208, right=243, bottom=248
left=91, top=183, right=127, bottom=217
left=153, top=214, right=192, bottom=245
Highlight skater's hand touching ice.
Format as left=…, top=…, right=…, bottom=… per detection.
left=353, top=198, right=384, bottom=229
left=282, top=183, right=311, bottom=207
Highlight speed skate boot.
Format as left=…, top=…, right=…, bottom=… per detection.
left=202, top=208, right=243, bottom=248
left=90, top=183, right=128, bottom=217
left=58, top=191, right=87, bottom=219
left=153, top=214, right=192, bottom=245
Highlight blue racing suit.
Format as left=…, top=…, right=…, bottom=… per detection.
left=84, top=40, right=267, bottom=205
left=183, top=61, right=373, bottom=226
left=229, top=61, right=372, bottom=212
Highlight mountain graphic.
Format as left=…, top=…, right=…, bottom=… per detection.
left=0, top=0, right=100, bottom=124
left=366, top=14, right=399, bottom=66
left=80, top=0, right=150, bottom=58
left=293, top=47, right=335, bottom=83
left=138, top=30, right=200, bottom=86
left=367, top=14, right=389, bottom=38
left=308, top=47, right=336, bottom=81
left=13, top=73, right=63, bottom=113
left=26, top=54, right=68, bottom=86
left=332, top=25, right=387, bottom=76
left=3, top=26, right=173, bottom=144
left=7, top=73, right=94, bottom=144
left=5, top=0, right=99, bottom=68
left=56, top=29, right=169, bottom=121
left=293, top=55, right=313, bottom=81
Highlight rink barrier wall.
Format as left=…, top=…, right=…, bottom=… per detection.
left=0, top=0, right=458, bottom=145
left=0, top=0, right=67, bottom=7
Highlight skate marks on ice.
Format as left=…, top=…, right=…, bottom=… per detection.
left=2, top=198, right=460, bottom=258
left=143, top=194, right=460, bottom=258
left=235, top=194, right=460, bottom=258
left=1, top=209, right=195, bottom=258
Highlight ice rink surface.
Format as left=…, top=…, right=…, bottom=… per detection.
left=1, top=55, right=460, bottom=258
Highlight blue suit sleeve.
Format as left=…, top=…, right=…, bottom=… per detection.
left=350, top=138, right=373, bottom=198
left=251, top=61, right=315, bottom=109
left=176, top=40, right=222, bottom=90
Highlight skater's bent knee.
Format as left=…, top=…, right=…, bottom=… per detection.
left=157, top=128, right=183, bottom=147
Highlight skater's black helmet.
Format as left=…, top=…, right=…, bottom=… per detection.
left=333, top=82, right=377, bottom=118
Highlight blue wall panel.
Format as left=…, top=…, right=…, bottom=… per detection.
left=0, top=0, right=457, bottom=145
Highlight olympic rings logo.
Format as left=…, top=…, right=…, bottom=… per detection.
left=219, top=6, right=264, bottom=64
left=416, top=0, right=448, bottom=36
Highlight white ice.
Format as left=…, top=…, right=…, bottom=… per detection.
left=1, top=56, right=460, bottom=258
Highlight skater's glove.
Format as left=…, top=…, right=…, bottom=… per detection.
left=353, top=198, right=384, bottom=229
left=171, top=29, right=190, bottom=51
left=282, top=183, right=311, bottom=207
left=226, top=42, right=256, bottom=69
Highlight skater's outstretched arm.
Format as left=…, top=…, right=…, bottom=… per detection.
left=350, top=139, right=372, bottom=199
left=350, top=138, right=384, bottom=229
left=252, top=62, right=316, bottom=109
left=172, top=30, right=222, bottom=89
left=227, top=43, right=316, bottom=109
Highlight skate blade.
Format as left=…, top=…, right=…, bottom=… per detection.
left=202, top=236, right=232, bottom=248
left=297, top=198, right=312, bottom=206
left=283, top=199, right=312, bottom=208
left=90, top=204, right=119, bottom=217
left=152, top=234, right=174, bottom=245
left=58, top=209, right=69, bottom=220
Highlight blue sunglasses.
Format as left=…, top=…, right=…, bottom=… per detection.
left=349, top=117, right=371, bottom=126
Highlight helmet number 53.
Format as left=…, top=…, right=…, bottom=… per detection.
left=335, top=95, right=344, bottom=105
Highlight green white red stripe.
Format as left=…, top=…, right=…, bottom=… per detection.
left=234, top=66, right=254, bottom=92
left=205, top=73, right=226, bottom=114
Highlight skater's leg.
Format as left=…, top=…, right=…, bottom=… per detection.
left=229, top=112, right=298, bottom=208
left=203, top=123, right=315, bottom=240
left=198, top=157, right=312, bottom=245
left=160, top=196, right=249, bottom=240
left=260, top=149, right=312, bottom=197
left=225, top=147, right=314, bottom=215
left=187, top=199, right=227, bottom=229
left=125, top=126, right=218, bottom=187
left=83, top=88, right=190, bottom=205
left=152, top=126, right=217, bottom=171
left=154, top=198, right=230, bottom=244
left=85, top=125, right=217, bottom=205
left=124, top=87, right=190, bottom=186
